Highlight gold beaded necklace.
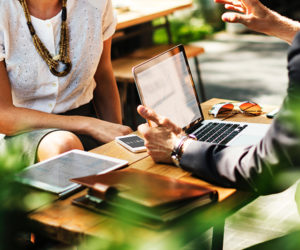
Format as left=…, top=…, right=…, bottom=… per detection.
left=18, top=0, right=72, bottom=77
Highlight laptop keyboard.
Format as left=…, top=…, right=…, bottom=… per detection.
left=194, top=122, right=248, bottom=144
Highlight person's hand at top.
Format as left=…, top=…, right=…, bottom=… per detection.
left=214, top=0, right=300, bottom=44
left=215, top=0, right=273, bottom=33
left=137, top=105, right=183, bottom=163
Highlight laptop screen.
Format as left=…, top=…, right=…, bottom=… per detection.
left=133, top=45, right=203, bottom=129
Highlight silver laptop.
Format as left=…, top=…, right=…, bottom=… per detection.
left=132, top=45, right=270, bottom=146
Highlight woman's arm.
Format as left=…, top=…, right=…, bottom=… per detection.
left=0, top=60, right=131, bottom=143
left=93, top=37, right=123, bottom=124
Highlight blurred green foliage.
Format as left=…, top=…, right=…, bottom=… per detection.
left=0, top=142, right=29, bottom=209
left=153, top=0, right=224, bottom=44
left=0, top=139, right=52, bottom=249
left=153, top=18, right=214, bottom=44
left=0, top=142, right=29, bottom=249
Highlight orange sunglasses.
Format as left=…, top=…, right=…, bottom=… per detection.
left=209, top=101, right=263, bottom=118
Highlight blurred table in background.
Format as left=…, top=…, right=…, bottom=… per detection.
left=112, top=0, right=193, bottom=57
left=114, top=0, right=193, bottom=30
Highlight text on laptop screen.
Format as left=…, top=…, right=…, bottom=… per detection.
left=135, top=51, right=203, bottom=128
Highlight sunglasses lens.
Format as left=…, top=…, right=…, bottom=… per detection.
left=209, top=103, right=234, bottom=117
left=240, top=102, right=262, bottom=115
left=217, top=103, right=234, bottom=116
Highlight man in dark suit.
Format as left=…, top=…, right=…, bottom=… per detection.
left=137, top=0, right=300, bottom=194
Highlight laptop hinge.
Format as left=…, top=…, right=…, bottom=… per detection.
left=185, top=121, right=203, bottom=134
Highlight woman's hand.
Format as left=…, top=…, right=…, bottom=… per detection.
left=137, top=105, right=183, bottom=163
left=87, top=117, right=132, bottom=143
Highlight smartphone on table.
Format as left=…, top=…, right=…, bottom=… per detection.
left=115, top=134, right=147, bottom=153
left=266, top=108, right=280, bottom=119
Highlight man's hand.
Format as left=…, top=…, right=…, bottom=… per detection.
left=137, top=105, right=182, bottom=134
left=215, top=0, right=274, bottom=34
left=215, top=0, right=300, bottom=44
left=137, top=105, right=183, bottom=163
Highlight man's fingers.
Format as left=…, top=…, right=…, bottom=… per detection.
left=137, top=105, right=169, bottom=126
left=215, top=0, right=235, bottom=5
left=137, top=105, right=160, bottom=125
left=158, top=117, right=182, bottom=134
left=225, top=4, right=245, bottom=13
left=242, top=0, right=258, bottom=7
left=137, top=123, right=150, bottom=137
left=215, top=0, right=243, bottom=7
left=137, top=105, right=182, bottom=134
left=222, top=12, right=247, bottom=24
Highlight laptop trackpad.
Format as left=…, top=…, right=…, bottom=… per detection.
left=229, top=134, right=262, bottom=147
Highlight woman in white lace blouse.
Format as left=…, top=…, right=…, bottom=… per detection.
left=0, top=0, right=132, bottom=165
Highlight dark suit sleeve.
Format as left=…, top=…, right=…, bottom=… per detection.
left=180, top=31, right=300, bottom=195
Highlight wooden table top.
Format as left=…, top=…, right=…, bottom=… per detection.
left=28, top=98, right=275, bottom=245
left=115, top=0, right=193, bottom=30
